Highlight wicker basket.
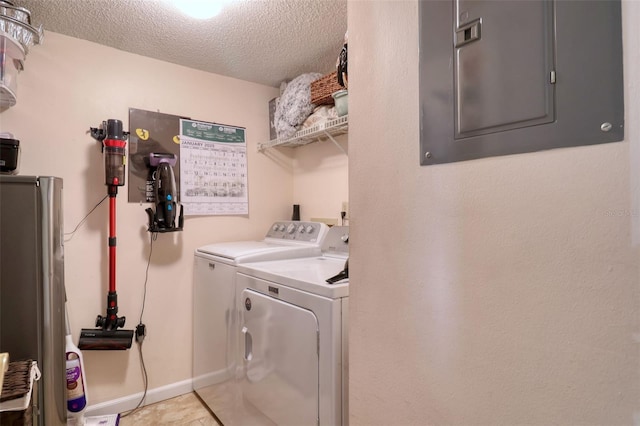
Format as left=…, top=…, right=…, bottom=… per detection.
left=311, top=72, right=343, bottom=106
left=0, top=360, right=34, bottom=425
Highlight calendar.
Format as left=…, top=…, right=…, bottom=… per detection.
left=179, top=119, right=248, bottom=215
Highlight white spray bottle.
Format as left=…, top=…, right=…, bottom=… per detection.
left=65, top=303, right=88, bottom=425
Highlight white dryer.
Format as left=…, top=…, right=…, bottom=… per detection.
left=236, top=226, right=349, bottom=426
left=193, top=221, right=329, bottom=425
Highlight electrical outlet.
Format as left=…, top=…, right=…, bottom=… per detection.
left=136, top=324, right=146, bottom=343
left=341, top=201, right=349, bottom=220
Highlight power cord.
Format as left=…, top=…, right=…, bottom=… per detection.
left=138, top=232, right=157, bottom=326
left=64, top=195, right=108, bottom=242
left=120, top=231, right=156, bottom=418
left=64, top=193, right=156, bottom=418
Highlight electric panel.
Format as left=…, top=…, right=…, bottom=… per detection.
left=419, top=0, right=624, bottom=165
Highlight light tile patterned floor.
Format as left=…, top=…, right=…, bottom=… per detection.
left=118, top=392, right=220, bottom=425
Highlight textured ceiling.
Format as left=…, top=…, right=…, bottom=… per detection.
left=15, top=0, right=348, bottom=88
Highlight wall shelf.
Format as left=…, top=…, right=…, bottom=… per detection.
left=258, top=115, right=348, bottom=154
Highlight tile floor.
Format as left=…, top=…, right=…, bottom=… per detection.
left=118, top=392, right=220, bottom=425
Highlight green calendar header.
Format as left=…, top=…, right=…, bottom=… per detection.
left=180, top=119, right=246, bottom=143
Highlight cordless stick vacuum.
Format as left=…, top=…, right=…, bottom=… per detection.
left=78, top=119, right=134, bottom=350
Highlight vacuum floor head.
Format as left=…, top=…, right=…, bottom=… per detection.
left=78, top=329, right=134, bottom=350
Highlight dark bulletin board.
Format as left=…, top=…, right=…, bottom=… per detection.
left=128, top=108, right=186, bottom=203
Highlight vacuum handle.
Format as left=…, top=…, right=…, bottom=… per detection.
left=242, top=326, right=253, bottom=361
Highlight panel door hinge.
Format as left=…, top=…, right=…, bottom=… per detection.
left=550, top=70, right=556, bottom=84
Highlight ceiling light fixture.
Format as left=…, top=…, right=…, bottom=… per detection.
left=169, top=0, right=235, bottom=20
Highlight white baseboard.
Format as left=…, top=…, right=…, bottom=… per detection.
left=85, top=378, right=194, bottom=417
left=192, top=369, right=233, bottom=390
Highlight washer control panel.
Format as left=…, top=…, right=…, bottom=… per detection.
left=265, top=221, right=327, bottom=242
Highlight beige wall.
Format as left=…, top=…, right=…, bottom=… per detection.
left=349, top=1, right=640, bottom=424
left=293, top=133, right=348, bottom=222
left=0, top=31, right=347, bottom=405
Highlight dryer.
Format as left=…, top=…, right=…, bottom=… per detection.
left=193, top=221, right=329, bottom=425
left=235, top=226, right=349, bottom=426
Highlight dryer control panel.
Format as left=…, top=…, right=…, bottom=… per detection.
left=265, top=221, right=328, bottom=243
left=321, top=226, right=349, bottom=257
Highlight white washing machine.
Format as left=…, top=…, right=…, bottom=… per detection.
left=235, top=226, right=349, bottom=426
left=193, top=221, right=329, bottom=425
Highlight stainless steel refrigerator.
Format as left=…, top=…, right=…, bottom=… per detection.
left=0, top=175, right=66, bottom=425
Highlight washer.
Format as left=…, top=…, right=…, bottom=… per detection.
left=193, top=221, right=329, bottom=425
left=235, top=226, right=349, bottom=426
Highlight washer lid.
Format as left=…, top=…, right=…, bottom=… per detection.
left=196, top=241, right=322, bottom=264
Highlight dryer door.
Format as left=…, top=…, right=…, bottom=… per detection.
left=241, top=288, right=319, bottom=426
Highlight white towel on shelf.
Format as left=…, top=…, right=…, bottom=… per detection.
left=274, top=72, right=322, bottom=140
